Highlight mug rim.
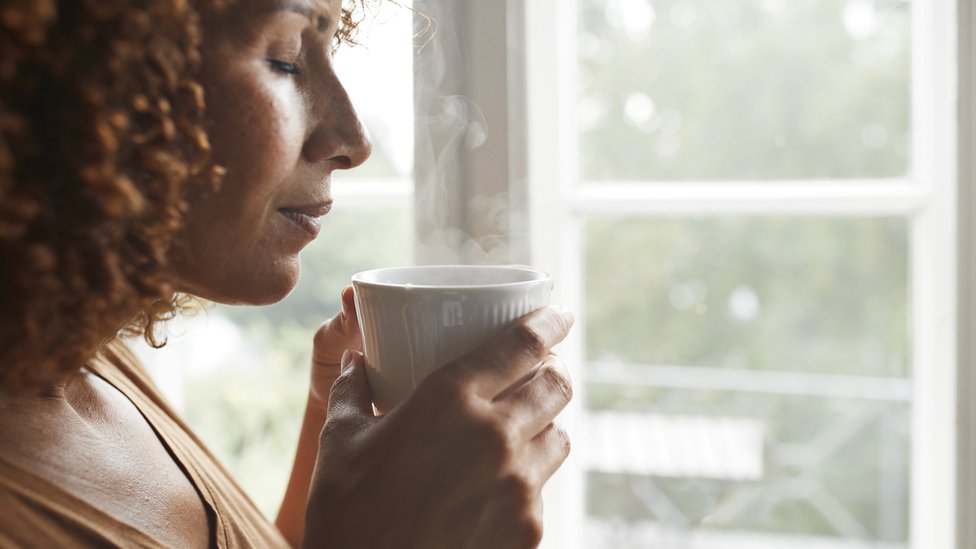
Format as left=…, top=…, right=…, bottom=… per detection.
left=351, top=264, right=550, bottom=290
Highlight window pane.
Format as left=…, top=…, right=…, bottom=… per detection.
left=584, top=393, right=909, bottom=546
left=581, top=216, right=910, bottom=547
left=334, top=3, right=415, bottom=179
left=584, top=216, right=909, bottom=376
left=579, top=0, right=911, bottom=182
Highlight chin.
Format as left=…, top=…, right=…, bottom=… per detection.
left=234, top=264, right=301, bottom=306
left=238, top=280, right=297, bottom=306
left=180, top=259, right=301, bottom=306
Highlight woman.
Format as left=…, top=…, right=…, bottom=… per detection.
left=0, top=0, right=574, bottom=547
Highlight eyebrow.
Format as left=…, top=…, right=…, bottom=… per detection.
left=271, top=2, right=332, bottom=33
left=273, top=2, right=314, bottom=18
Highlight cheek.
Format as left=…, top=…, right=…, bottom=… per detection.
left=245, top=81, right=306, bottom=184
left=210, top=69, right=307, bottom=202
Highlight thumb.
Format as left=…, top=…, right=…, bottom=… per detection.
left=312, top=286, right=363, bottom=366
left=327, top=350, right=375, bottom=423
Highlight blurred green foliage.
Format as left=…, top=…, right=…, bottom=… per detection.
left=580, top=0, right=910, bottom=181
left=584, top=216, right=909, bottom=376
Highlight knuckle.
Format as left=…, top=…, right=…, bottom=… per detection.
left=319, top=415, right=350, bottom=446
left=500, top=472, right=536, bottom=508
left=313, top=319, right=335, bottom=343
left=420, top=369, right=535, bottom=469
left=421, top=371, right=522, bottom=465
left=451, top=391, right=488, bottom=431
left=514, top=322, right=549, bottom=357
left=540, top=364, right=573, bottom=403
left=416, top=365, right=465, bottom=403
left=326, top=377, right=348, bottom=404
left=314, top=310, right=359, bottom=346
left=546, top=306, right=573, bottom=337
left=519, top=515, right=544, bottom=548
left=475, top=415, right=518, bottom=463
left=330, top=367, right=356, bottom=393
left=497, top=476, right=543, bottom=547
left=528, top=307, right=572, bottom=342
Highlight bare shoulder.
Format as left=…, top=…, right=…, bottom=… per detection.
left=0, top=371, right=211, bottom=548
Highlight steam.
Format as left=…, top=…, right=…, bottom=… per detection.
left=411, top=1, right=523, bottom=267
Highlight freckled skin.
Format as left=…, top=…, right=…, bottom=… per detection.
left=171, top=0, right=371, bottom=305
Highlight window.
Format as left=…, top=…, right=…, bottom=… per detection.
left=521, top=0, right=961, bottom=547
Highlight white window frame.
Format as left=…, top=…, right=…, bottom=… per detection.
left=413, top=0, right=970, bottom=547
left=956, top=0, right=976, bottom=547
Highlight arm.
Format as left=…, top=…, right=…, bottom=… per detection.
left=276, top=287, right=361, bottom=548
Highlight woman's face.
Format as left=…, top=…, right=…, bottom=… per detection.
left=171, top=0, right=371, bottom=305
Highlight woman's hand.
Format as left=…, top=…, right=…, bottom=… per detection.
left=303, top=306, right=574, bottom=549
left=308, top=286, right=362, bottom=409
left=277, top=287, right=363, bottom=548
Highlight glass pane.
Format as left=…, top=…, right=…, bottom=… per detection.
left=578, top=0, right=911, bottom=181
left=584, top=391, right=909, bottom=546
left=584, top=216, right=909, bottom=376
left=334, top=3, right=415, bottom=179
left=581, top=216, right=910, bottom=547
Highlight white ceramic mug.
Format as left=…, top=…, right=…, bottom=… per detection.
left=351, top=265, right=552, bottom=413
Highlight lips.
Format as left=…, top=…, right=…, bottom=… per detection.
left=278, top=202, right=332, bottom=239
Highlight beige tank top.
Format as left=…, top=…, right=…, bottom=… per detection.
left=0, top=340, right=290, bottom=548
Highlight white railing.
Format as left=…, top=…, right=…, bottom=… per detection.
left=586, top=362, right=912, bottom=402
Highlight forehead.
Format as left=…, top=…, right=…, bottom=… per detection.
left=269, top=0, right=341, bottom=17
left=228, top=0, right=343, bottom=30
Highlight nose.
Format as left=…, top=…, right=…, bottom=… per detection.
left=302, top=73, right=372, bottom=170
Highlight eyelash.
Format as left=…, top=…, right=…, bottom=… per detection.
left=268, top=59, right=301, bottom=76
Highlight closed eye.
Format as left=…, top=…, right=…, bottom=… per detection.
left=268, top=59, right=301, bottom=76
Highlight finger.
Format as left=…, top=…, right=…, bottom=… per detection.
left=495, top=355, right=573, bottom=442
left=341, top=284, right=358, bottom=322
left=525, top=422, right=571, bottom=487
left=454, top=306, right=574, bottom=399
left=326, top=351, right=375, bottom=423
left=313, top=287, right=363, bottom=365
left=337, top=285, right=363, bottom=350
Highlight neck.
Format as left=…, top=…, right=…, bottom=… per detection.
left=0, top=309, right=142, bottom=399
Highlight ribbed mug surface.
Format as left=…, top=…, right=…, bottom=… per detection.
left=352, top=265, right=552, bottom=413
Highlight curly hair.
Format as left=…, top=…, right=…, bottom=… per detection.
left=0, top=0, right=366, bottom=393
